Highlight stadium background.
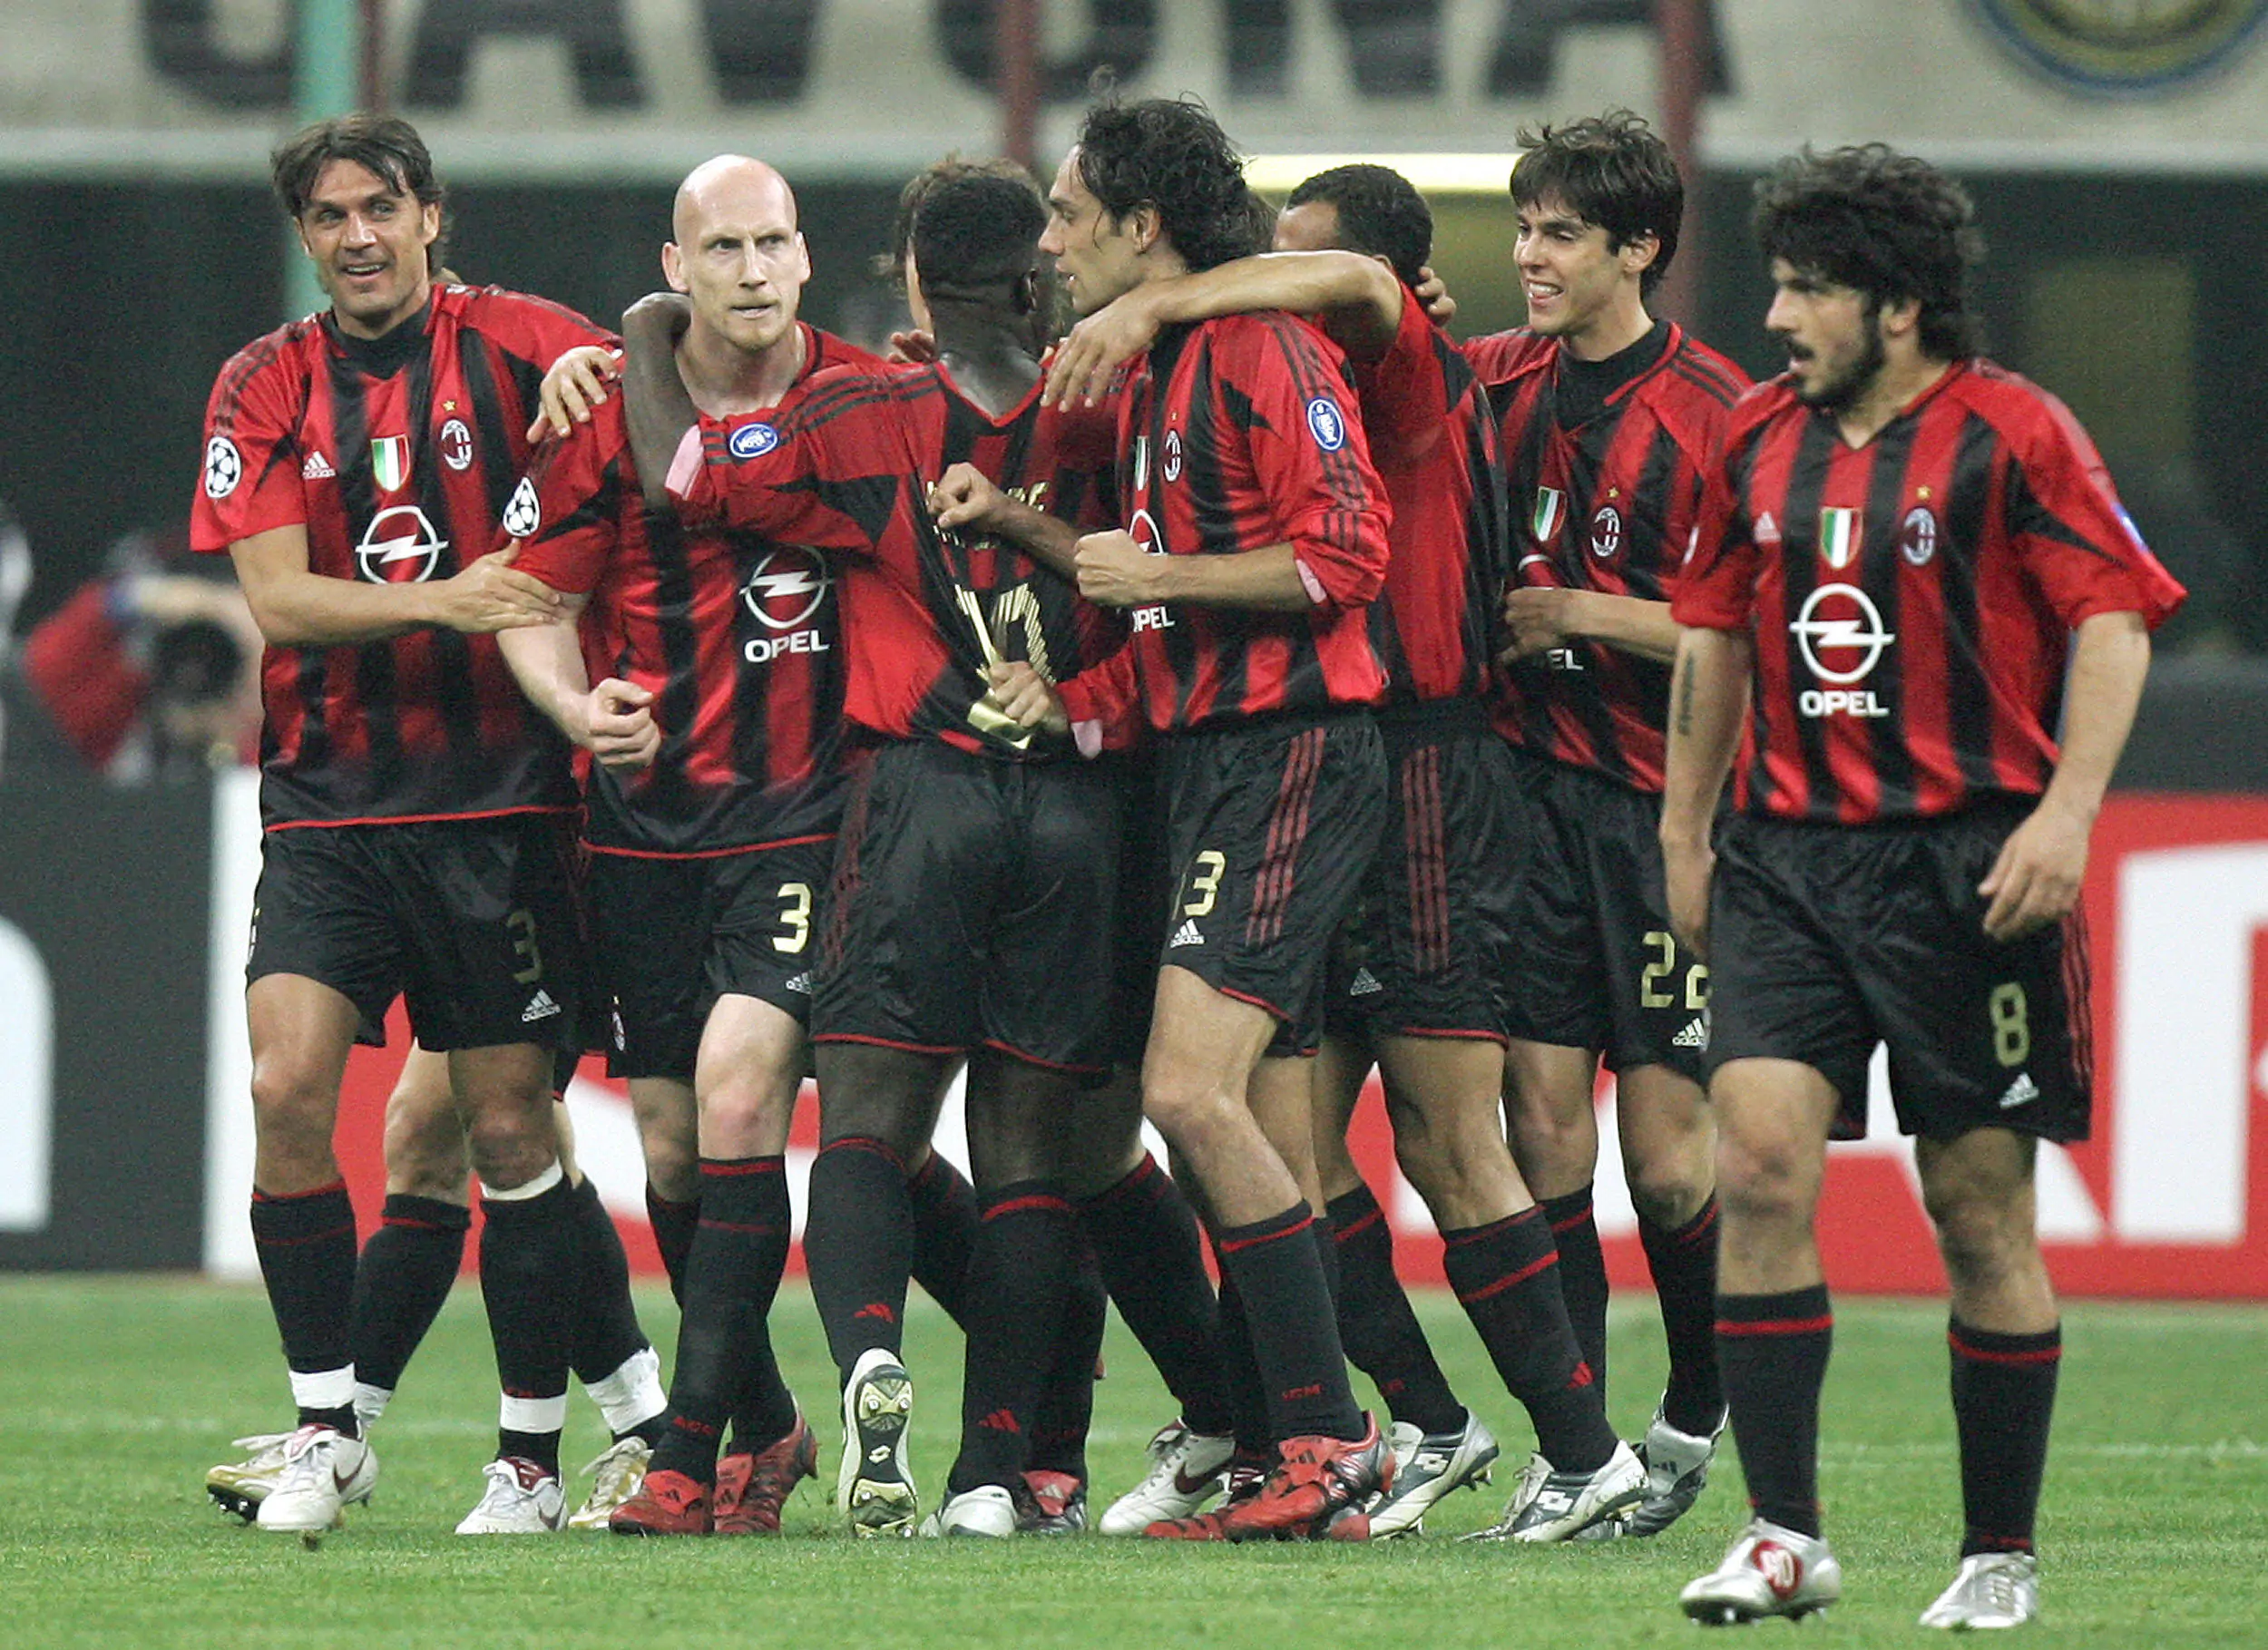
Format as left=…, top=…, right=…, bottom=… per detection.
left=4, top=0, right=2267, bottom=1302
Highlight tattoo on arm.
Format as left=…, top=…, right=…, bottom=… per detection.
left=1675, top=658, right=1695, bottom=739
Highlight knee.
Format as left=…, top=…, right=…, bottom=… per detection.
left=1626, top=1153, right=1712, bottom=1229
left=249, top=1055, right=335, bottom=1147
left=462, top=1099, right=557, bottom=1191
left=1714, top=1130, right=1813, bottom=1227
left=385, top=1095, right=468, bottom=1201
left=1925, top=1186, right=2033, bottom=1293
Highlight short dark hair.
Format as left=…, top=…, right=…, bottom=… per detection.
left=270, top=113, right=450, bottom=268
left=874, top=153, right=1044, bottom=290
left=913, top=173, right=1047, bottom=295
left=1286, top=164, right=1432, bottom=289
left=1072, top=95, right=1252, bottom=273
left=1751, top=144, right=1984, bottom=360
left=1511, top=110, right=1684, bottom=296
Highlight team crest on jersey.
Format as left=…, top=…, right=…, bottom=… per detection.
left=370, top=435, right=411, bottom=493
left=356, top=504, right=449, bottom=583
left=742, top=545, right=832, bottom=630
left=1900, top=504, right=1939, bottom=567
left=1589, top=503, right=1624, bottom=560
left=203, top=436, right=242, bottom=500
left=1305, top=396, right=1347, bottom=453
left=1531, top=487, right=1566, bottom=542
left=502, top=476, right=542, bottom=540
left=1818, top=506, right=1862, bottom=569
left=438, top=418, right=474, bottom=473
left=728, top=422, right=780, bottom=460
left=1163, top=427, right=1183, bottom=483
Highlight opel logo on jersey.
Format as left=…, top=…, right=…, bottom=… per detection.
left=742, top=545, right=831, bottom=630
left=356, top=504, right=449, bottom=583
left=1791, top=582, right=1896, bottom=686
left=1901, top=504, right=1939, bottom=567
left=1589, top=503, right=1624, bottom=560
left=728, top=422, right=780, bottom=460
left=203, top=435, right=242, bottom=500
left=1305, top=396, right=1347, bottom=453
left=438, top=418, right=474, bottom=473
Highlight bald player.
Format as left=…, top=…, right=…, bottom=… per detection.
left=497, top=155, right=893, bottom=1534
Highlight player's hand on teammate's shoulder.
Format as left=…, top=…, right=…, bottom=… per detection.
left=1072, top=530, right=1155, bottom=608
left=583, top=677, right=660, bottom=770
left=1043, top=289, right=1160, bottom=408
left=1500, top=584, right=1576, bottom=660
left=528, top=346, right=623, bottom=442
left=1979, top=804, right=2088, bottom=942
left=887, top=327, right=937, bottom=366
left=1413, top=265, right=1456, bottom=327
left=984, top=661, right=1068, bottom=737
left=432, top=542, right=565, bottom=633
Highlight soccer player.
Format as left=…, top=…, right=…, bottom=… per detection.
left=973, top=95, right=1400, bottom=1540
left=1462, top=112, right=1749, bottom=1536
left=1034, top=161, right=1645, bottom=1541
left=1661, top=144, right=2183, bottom=1626
left=619, top=168, right=1139, bottom=1538
left=191, top=114, right=606, bottom=1535
left=497, top=154, right=884, bottom=1537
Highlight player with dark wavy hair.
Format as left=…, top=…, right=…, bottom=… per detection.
left=1510, top=109, right=1684, bottom=298
left=1665, top=144, right=2183, bottom=1628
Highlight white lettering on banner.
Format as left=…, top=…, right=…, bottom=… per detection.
left=0, top=917, right=54, bottom=1230
left=2113, top=845, right=2268, bottom=1243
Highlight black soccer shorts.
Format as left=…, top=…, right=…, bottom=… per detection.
left=248, top=811, right=586, bottom=1053
left=815, top=738, right=1126, bottom=1075
left=1704, top=806, right=2092, bottom=1143
left=1323, top=699, right=1517, bottom=1045
left=583, top=835, right=835, bottom=1081
left=1496, top=746, right=1709, bottom=1079
left=1158, top=708, right=1389, bottom=1059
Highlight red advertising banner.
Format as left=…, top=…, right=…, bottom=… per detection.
left=327, top=794, right=2268, bottom=1299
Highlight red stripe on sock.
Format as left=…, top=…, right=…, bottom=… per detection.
left=1218, top=1214, right=1314, bottom=1255
left=699, top=1159, right=785, bottom=1178
left=1454, top=1249, right=1558, bottom=1303
left=822, top=1136, right=905, bottom=1172
left=1948, top=1330, right=2062, bottom=1366
left=983, top=1194, right=1074, bottom=1221
left=252, top=1179, right=348, bottom=1203
left=1716, top=1314, right=1834, bottom=1338
left=1333, top=1205, right=1385, bottom=1242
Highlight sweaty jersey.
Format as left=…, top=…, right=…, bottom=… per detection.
left=1353, top=289, right=1510, bottom=707
left=513, top=324, right=881, bottom=856
left=191, top=285, right=594, bottom=829
left=1676, top=358, right=2185, bottom=825
left=1057, top=313, right=1393, bottom=736
left=1468, top=321, right=1747, bottom=793
left=668, top=361, right=1121, bottom=760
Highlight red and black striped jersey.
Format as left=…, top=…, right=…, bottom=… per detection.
left=1676, top=359, right=2185, bottom=825
left=1059, top=313, right=1392, bottom=736
left=1467, top=321, right=1747, bottom=793
left=190, top=285, right=597, bottom=829
left=513, top=325, right=882, bottom=856
left=1352, top=289, right=1510, bottom=706
left=668, top=361, right=1122, bottom=760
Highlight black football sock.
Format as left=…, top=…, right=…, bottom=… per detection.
left=1442, top=1207, right=1617, bottom=1472
left=1212, top=1264, right=1274, bottom=1453
left=1215, top=1205, right=1364, bottom=1443
left=802, top=1137, right=914, bottom=1381
left=1717, top=1284, right=1833, bottom=1537
left=348, top=1193, right=468, bottom=1403
left=644, top=1183, right=700, bottom=1306
left=1030, top=1238, right=1105, bottom=1479
left=565, top=1176, right=650, bottom=1396
left=721, top=1161, right=798, bottom=1453
left=1325, top=1183, right=1465, bottom=1437
left=1638, top=1195, right=1725, bottom=1435
left=906, top=1151, right=979, bottom=1329
left=1541, top=1185, right=1610, bottom=1402
left=1950, top=1318, right=2061, bottom=1557
left=1080, top=1155, right=1237, bottom=1438
left=479, top=1168, right=579, bottom=1475
left=947, top=1181, right=1077, bottom=1496
left=252, top=1181, right=362, bottom=1435
left=648, top=1157, right=795, bottom=1485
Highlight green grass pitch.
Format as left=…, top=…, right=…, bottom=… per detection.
left=2, top=1277, right=2263, bottom=1648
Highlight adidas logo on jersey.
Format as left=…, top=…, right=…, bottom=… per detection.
left=1999, top=1071, right=2040, bottom=1109
left=1169, top=920, right=1204, bottom=949
left=783, top=971, right=813, bottom=995
left=521, top=990, right=561, bottom=1023
left=1348, top=968, right=1383, bottom=997
left=301, top=449, right=336, bottom=479
left=1671, top=1015, right=1707, bottom=1050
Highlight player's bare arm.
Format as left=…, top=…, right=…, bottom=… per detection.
left=1075, top=530, right=1314, bottom=614
left=1043, top=250, right=1403, bottom=409
left=1979, top=608, right=2150, bottom=942
left=1657, top=624, right=1753, bottom=959
left=229, top=522, right=561, bottom=645
left=617, top=293, right=701, bottom=509
left=984, top=660, right=1070, bottom=736
left=493, top=595, right=660, bottom=771
left=929, top=463, right=1082, bottom=577
left=1501, top=586, right=1683, bottom=664
left=527, top=345, right=622, bottom=442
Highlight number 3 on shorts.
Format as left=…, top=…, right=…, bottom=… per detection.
left=775, top=882, right=813, bottom=954
left=1183, top=850, right=1226, bottom=918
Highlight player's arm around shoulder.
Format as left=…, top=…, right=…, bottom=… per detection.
left=227, top=522, right=563, bottom=647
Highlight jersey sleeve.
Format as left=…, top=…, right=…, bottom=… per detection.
left=1350, top=289, right=1448, bottom=471
left=1054, top=637, right=1144, bottom=757
left=2003, top=391, right=2187, bottom=631
left=1233, top=316, right=1392, bottom=610
left=665, top=373, right=902, bottom=557
left=191, top=335, right=311, bottom=553
left=1669, top=414, right=1763, bottom=631
left=512, top=397, right=632, bottom=597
